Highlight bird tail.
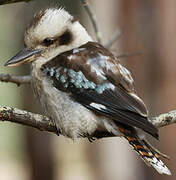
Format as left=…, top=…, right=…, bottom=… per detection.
left=118, top=127, right=171, bottom=175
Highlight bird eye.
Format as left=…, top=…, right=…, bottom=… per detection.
left=43, top=38, right=54, bottom=46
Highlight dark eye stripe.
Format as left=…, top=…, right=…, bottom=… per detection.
left=59, top=30, right=73, bottom=45
left=42, top=30, right=73, bottom=47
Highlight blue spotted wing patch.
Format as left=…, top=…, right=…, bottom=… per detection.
left=42, top=66, right=114, bottom=93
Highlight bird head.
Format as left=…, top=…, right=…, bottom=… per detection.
left=5, top=8, right=92, bottom=67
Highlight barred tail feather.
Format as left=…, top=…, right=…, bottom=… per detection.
left=118, top=127, right=171, bottom=175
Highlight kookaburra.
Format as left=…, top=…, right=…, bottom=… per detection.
left=5, top=8, right=170, bottom=175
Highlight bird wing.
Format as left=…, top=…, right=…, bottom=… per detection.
left=41, top=42, right=158, bottom=139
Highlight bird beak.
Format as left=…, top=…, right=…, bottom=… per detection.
left=4, top=46, right=43, bottom=67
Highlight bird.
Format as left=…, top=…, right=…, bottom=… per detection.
left=5, top=7, right=171, bottom=175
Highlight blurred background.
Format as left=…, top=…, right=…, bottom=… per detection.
left=0, top=0, right=176, bottom=179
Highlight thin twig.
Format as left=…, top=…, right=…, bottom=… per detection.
left=104, top=28, right=122, bottom=49
left=116, top=52, right=143, bottom=59
left=0, top=74, right=31, bottom=86
left=80, top=0, right=102, bottom=43
left=0, top=0, right=32, bottom=5
left=0, top=106, right=58, bottom=135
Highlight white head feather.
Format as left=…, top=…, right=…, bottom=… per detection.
left=24, top=8, right=92, bottom=60
left=25, top=8, right=72, bottom=44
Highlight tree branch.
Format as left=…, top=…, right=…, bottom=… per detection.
left=0, top=0, right=32, bottom=5
left=151, top=110, right=176, bottom=128
left=80, top=0, right=102, bottom=43
left=0, top=106, right=175, bottom=137
left=116, top=52, right=143, bottom=59
left=0, top=106, right=58, bottom=135
left=79, top=0, right=122, bottom=48
left=0, top=73, right=31, bottom=86
left=104, top=28, right=122, bottom=49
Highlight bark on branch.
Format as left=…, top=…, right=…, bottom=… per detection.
left=0, top=0, right=32, bottom=5
left=0, top=73, right=31, bottom=85
left=152, top=110, right=176, bottom=128
left=0, top=106, right=58, bottom=135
